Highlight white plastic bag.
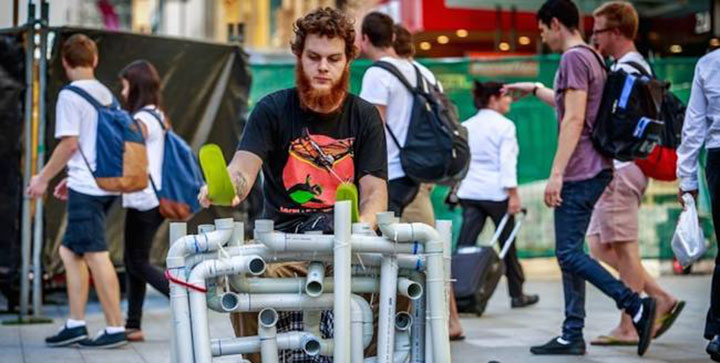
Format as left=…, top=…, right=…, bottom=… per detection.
left=671, top=193, right=708, bottom=268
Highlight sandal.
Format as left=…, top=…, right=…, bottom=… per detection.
left=590, top=335, right=638, bottom=346
left=125, top=328, right=144, bottom=342
left=654, top=300, right=686, bottom=339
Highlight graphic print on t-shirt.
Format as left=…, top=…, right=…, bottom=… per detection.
left=282, top=128, right=355, bottom=213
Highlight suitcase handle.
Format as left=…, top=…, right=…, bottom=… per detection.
left=489, top=208, right=527, bottom=259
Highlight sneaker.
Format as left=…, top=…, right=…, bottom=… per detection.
left=632, top=297, right=657, bottom=356
left=530, top=336, right=586, bottom=355
left=78, top=329, right=128, bottom=349
left=511, top=294, right=540, bottom=308
left=45, top=324, right=89, bottom=347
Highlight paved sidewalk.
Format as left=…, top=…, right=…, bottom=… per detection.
left=0, top=274, right=713, bottom=362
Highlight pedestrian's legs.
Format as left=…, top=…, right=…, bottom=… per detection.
left=124, top=207, right=168, bottom=330
left=554, top=171, right=641, bottom=340
left=485, top=200, right=525, bottom=298
left=612, top=241, right=646, bottom=339
left=84, top=251, right=124, bottom=327
left=455, top=200, right=488, bottom=249
left=59, top=245, right=89, bottom=321
left=704, top=149, right=720, bottom=340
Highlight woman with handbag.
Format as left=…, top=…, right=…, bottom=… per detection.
left=119, top=60, right=170, bottom=341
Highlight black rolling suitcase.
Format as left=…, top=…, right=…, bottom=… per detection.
left=452, top=209, right=526, bottom=316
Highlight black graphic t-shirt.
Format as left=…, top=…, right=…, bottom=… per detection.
left=238, top=88, right=387, bottom=232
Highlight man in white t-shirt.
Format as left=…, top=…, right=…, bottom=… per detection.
left=588, top=1, right=682, bottom=346
left=358, top=12, right=441, bottom=216
left=26, top=34, right=127, bottom=349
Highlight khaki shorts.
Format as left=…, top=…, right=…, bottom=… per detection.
left=587, top=163, right=648, bottom=243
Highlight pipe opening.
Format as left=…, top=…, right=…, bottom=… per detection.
left=303, top=338, right=321, bottom=356
left=406, top=282, right=423, bottom=300
left=305, top=281, right=323, bottom=297
left=259, top=308, right=278, bottom=327
left=395, top=312, right=413, bottom=331
left=220, top=293, right=239, bottom=312
left=248, top=258, right=266, bottom=275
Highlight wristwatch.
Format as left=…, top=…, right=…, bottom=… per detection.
left=532, top=82, right=544, bottom=96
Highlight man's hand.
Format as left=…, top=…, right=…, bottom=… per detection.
left=544, top=174, right=564, bottom=208
left=508, top=192, right=522, bottom=215
left=678, top=189, right=698, bottom=208
left=53, top=178, right=69, bottom=201
left=26, top=174, right=48, bottom=199
left=197, top=185, right=240, bottom=208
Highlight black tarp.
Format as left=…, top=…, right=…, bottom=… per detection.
left=0, top=30, right=25, bottom=287
left=1, top=27, right=254, bottom=276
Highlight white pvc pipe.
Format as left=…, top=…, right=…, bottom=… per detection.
left=334, top=200, right=352, bottom=363
left=377, top=256, right=399, bottom=363
left=306, top=261, right=325, bottom=297
left=168, top=223, right=188, bottom=363
left=365, top=313, right=413, bottom=363
left=351, top=297, right=365, bottom=363
left=410, top=272, right=426, bottom=363
left=188, top=254, right=266, bottom=363
left=258, top=233, right=422, bottom=254
left=230, top=276, right=379, bottom=295
left=211, top=331, right=321, bottom=357
left=397, top=277, right=423, bottom=301
left=304, top=310, right=322, bottom=338
left=376, top=213, right=451, bottom=363
left=258, top=308, right=279, bottom=363
left=351, top=294, right=375, bottom=349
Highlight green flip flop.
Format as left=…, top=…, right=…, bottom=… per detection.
left=199, top=144, right=236, bottom=207
left=335, top=182, right=359, bottom=223
left=654, top=300, right=686, bottom=339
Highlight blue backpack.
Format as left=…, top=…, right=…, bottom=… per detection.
left=136, top=108, right=204, bottom=220
left=64, top=85, right=148, bottom=192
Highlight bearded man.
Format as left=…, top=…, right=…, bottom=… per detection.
left=198, top=7, right=387, bottom=362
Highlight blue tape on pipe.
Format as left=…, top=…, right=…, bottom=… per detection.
left=412, top=241, right=419, bottom=254
left=415, top=259, right=422, bottom=271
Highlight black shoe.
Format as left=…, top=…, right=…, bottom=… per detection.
left=707, top=335, right=720, bottom=362
left=78, top=329, right=128, bottom=349
left=530, top=336, right=586, bottom=355
left=45, top=324, right=89, bottom=347
left=511, top=294, right=539, bottom=308
left=632, top=297, right=656, bottom=356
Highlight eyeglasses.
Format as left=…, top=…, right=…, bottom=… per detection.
left=591, top=28, right=614, bottom=36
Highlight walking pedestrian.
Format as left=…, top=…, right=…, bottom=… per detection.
left=505, top=0, right=656, bottom=356
left=118, top=60, right=171, bottom=342
left=455, top=81, right=538, bottom=309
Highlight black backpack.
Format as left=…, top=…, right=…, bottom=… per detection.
left=622, top=61, right=686, bottom=149
left=371, top=61, right=470, bottom=184
left=582, top=46, right=667, bottom=162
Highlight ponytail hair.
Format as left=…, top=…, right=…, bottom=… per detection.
left=472, top=80, right=504, bottom=109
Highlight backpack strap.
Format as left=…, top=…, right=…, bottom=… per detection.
left=570, top=44, right=609, bottom=73
left=622, top=60, right=654, bottom=78
left=63, top=84, right=120, bottom=109
left=134, top=107, right=167, bottom=131
left=371, top=61, right=420, bottom=92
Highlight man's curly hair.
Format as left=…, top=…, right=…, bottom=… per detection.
left=290, top=7, right=358, bottom=60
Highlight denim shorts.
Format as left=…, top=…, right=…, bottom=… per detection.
left=62, top=189, right=116, bottom=255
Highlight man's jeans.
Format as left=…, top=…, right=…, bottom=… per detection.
left=555, top=169, right=642, bottom=341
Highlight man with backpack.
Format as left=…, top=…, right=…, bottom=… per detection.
left=586, top=1, right=683, bottom=347
left=358, top=12, right=466, bottom=341
left=505, top=0, right=655, bottom=356
left=676, top=48, right=720, bottom=362
left=358, top=11, right=462, bottom=216
left=26, top=34, right=128, bottom=348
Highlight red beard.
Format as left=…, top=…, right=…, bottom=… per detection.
left=296, top=62, right=349, bottom=114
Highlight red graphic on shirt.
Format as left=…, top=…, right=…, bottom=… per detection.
left=282, top=131, right=355, bottom=211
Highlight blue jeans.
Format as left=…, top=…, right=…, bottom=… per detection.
left=554, top=169, right=642, bottom=341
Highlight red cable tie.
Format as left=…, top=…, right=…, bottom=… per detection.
left=164, top=269, right=208, bottom=293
